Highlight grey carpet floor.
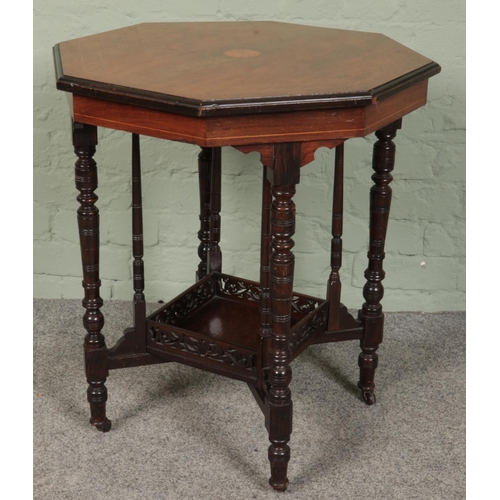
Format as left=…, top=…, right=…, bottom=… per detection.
left=34, top=299, right=465, bottom=500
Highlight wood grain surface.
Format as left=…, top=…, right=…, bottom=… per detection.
left=55, top=22, right=440, bottom=116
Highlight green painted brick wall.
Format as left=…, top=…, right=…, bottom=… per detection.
left=33, top=1, right=466, bottom=312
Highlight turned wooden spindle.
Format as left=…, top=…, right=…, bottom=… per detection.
left=268, top=142, right=300, bottom=492
left=359, top=119, right=401, bottom=406
left=258, top=165, right=273, bottom=389
left=196, top=147, right=212, bottom=280
left=269, top=183, right=295, bottom=492
left=327, top=143, right=344, bottom=331
left=73, top=121, right=111, bottom=432
left=132, top=134, right=146, bottom=352
left=208, top=147, right=222, bottom=273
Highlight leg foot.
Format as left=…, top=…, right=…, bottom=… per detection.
left=358, top=386, right=376, bottom=405
left=363, top=391, right=376, bottom=406
left=87, top=379, right=111, bottom=431
left=92, top=418, right=112, bottom=432
left=269, top=444, right=290, bottom=491
left=358, top=347, right=378, bottom=405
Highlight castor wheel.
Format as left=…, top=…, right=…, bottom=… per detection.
left=92, top=418, right=112, bottom=432
left=362, top=391, right=376, bottom=406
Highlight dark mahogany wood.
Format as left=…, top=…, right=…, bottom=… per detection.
left=69, top=82, right=428, bottom=147
left=142, top=272, right=322, bottom=384
left=358, top=119, right=401, bottom=406
left=258, top=165, right=272, bottom=390
left=108, top=342, right=169, bottom=370
left=289, top=302, right=328, bottom=358
left=67, top=81, right=427, bottom=147
left=132, top=134, right=146, bottom=351
left=55, top=21, right=441, bottom=493
left=208, top=147, right=222, bottom=272
left=72, top=121, right=111, bottom=432
left=327, top=143, right=344, bottom=331
left=107, top=137, right=168, bottom=370
left=235, top=140, right=343, bottom=168
left=267, top=143, right=300, bottom=492
left=196, top=147, right=212, bottom=281
left=313, top=305, right=363, bottom=344
left=54, top=22, right=440, bottom=117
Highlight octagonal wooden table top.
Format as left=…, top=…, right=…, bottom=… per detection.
left=54, top=21, right=440, bottom=117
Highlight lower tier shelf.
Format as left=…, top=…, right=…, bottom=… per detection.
left=145, top=272, right=328, bottom=381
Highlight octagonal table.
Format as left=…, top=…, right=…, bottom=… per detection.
left=53, top=21, right=440, bottom=492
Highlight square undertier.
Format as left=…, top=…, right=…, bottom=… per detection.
left=145, top=272, right=328, bottom=380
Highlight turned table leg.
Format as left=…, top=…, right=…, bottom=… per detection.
left=196, top=147, right=212, bottom=281
left=258, top=165, right=272, bottom=390
left=132, top=134, right=146, bottom=352
left=268, top=143, right=300, bottom=492
left=327, top=143, right=344, bottom=331
left=358, top=119, right=401, bottom=405
left=73, top=121, right=111, bottom=432
left=208, top=147, right=222, bottom=273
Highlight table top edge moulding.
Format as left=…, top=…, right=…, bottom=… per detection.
left=53, top=20, right=441, bottom=493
